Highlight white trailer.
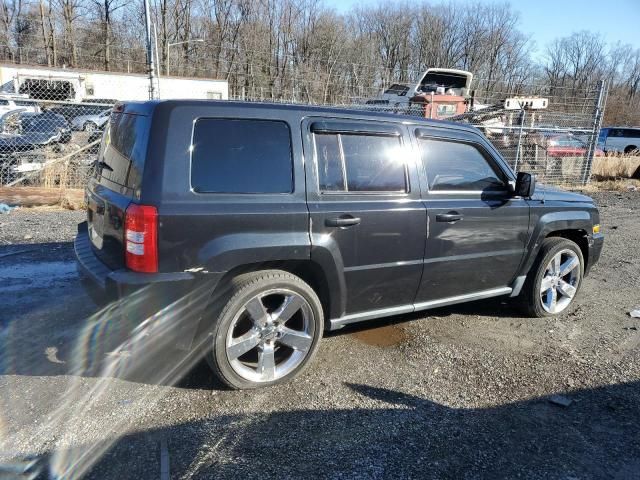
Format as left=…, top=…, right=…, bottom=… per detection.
left=0, top=64, right=228, bottom=102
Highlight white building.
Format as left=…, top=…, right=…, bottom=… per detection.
left=0, top=64, right=228, bottom=102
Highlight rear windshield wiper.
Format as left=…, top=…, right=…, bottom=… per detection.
left=97, top=160, right=113, bottom=172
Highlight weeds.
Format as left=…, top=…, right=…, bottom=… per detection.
left=591, top=153, right=640, bottom=180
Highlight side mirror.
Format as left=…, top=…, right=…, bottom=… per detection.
left=515, top=172, right=536, bottom=197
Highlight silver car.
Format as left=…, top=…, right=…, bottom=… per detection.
left=71, top=109, right=111, bottom=133
left=598, top=127, right=640, bottom=154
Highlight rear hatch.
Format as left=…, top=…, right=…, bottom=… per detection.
left=86, top=105, right=151, bottom=269
left=418, top=68, right=473, bottom=96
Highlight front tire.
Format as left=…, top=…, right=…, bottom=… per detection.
left=206, top=270, right=324, bottom=389
left=84, top=121, right=97, bottom=133
left=519, top=237, right=584, bottom=317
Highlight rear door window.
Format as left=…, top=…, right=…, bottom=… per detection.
left=314, top=132, right=407, bottom=193
left=191, top=118, right=293, bottom=194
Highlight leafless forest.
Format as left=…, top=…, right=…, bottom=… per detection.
left=0, top=0, right=638, bottom=123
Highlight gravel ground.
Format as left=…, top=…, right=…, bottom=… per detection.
left=0, top=192, right=639, bottom=480
left=0, top=208, right=85, bottom=245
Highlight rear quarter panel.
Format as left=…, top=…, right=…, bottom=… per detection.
left=141, top=102, right=311, bottom=274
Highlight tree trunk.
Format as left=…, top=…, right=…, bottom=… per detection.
left=160, top=0, right=168, bottom=75
left=39, top=1, right=52, bottom=66
left=48, top=0, right=56, bottom=66
left=104, top=0, right=110, bottom=71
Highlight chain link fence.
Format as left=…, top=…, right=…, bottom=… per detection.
left=460, top=80, right=607, bottom=186
left=0, top=77, right=607, bottom=190
left=0, top=97, right=113, bottom=188
left=356, top=79, right=608, bottom=186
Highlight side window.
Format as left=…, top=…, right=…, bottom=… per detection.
left=610, top=129, right=623, bottom=138
left=419, top=138, right=507, bottom=192
left=191, top=118, right=293, bottom=194
left=341, top=134, right=406, bottom=192
left=314, top=132, right=407, bottom=193
left=623, top=129, right=640, bottom=138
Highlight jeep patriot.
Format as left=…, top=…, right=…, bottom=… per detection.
left=75, top=100, right=604, bottom=389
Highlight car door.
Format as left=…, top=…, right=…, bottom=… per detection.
left=413, top=127, right=530, bottom=303
left=303, top=118, right=426, bottom=319
left=622, top=128, right=640, bottom=152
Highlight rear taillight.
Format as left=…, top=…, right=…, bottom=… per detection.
left=124, top=204, right=158, bottom=273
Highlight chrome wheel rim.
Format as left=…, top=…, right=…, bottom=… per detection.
left=539, top=249, right=581, bottom=314
left=225, top=289, right=315, bottom=383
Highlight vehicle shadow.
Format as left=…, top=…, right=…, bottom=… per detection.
left=1, top=239, right=532, bottom=387
left=0, top=241, right=103, bottom=377
left=17, top=380, right=640, bottom=480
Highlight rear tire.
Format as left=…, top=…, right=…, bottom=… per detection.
left=519, top=237, right=584, bottom=318
left=624, top=145, right=638, bottom=155
left=204, top=270, right=324, bottom=389
left=84, top=121, right=97, bottom=133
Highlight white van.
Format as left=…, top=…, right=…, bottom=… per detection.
left=598, top=127, right=640, bottom=154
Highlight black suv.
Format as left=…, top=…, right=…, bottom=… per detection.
left=75, top=101, right=604, bottom=389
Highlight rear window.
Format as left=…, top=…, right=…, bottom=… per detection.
left=191, top=118, right=293, bottom=194
left=98, top=112, right=149, bottom=190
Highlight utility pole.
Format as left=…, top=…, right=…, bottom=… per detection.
left=153, top=22, right=161, bottom=98
left=143, top=0, right=157, bottom=100
left=166, top=39, right=204, bottom=76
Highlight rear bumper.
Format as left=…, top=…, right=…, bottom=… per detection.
left=75, top=221, right=197, bottom=298
left=74, top=222, right=222, bottom=349
left=586, top=232, right=604, bottom=276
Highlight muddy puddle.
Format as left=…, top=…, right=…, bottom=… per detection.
left=351, top=324, right=408, bottom=347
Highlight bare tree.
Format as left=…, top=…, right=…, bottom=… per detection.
left=57, top=0, right=82, bottom=66
left=0, top=0, right=636, bottom=124
left=92, top=0, right=128, bottom=70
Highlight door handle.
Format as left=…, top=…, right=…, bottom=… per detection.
left=325, top=216, right=361, bottom=227
left=436, top=212, right=463, bottom=223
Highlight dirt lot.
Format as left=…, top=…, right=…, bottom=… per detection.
left=0, top=191, right=639, bottom=479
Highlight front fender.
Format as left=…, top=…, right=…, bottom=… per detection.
left=519, top=210, right=592, bottom=277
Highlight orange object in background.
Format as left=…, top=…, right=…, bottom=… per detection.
left=409, top=93, right=467, bottom=120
